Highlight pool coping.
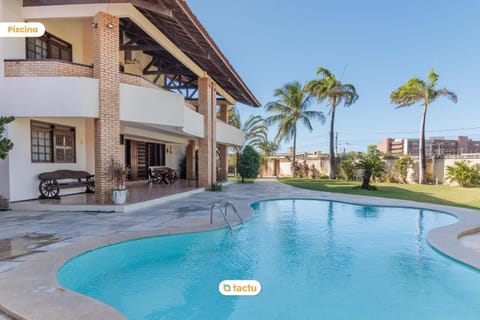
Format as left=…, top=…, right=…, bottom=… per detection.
left=0, top=185, right=480, bottom=320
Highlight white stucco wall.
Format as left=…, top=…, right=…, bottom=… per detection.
left=8, top=117, right=91, bottom=201
left=120, top=83, right=184, bottom=127
left=183, top=106, right=204, bottom=137
left=0, top=77, right=99, bottom=117
left=216, top=120, right=244, bottom=147
left=0, top=0, right=25, bottom=76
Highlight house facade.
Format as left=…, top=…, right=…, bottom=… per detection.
left=0, top=0, right=260, bottom=203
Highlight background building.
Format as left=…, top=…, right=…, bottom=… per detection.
left=378, top=136, right=480, bottom=156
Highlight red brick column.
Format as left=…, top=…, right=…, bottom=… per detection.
left=93, top=12, right=120, bottom=204
left=218, top=144, right=228, bottom=181
left=219, top=104, right=228, bottom=122
left=186, top=140, right=196, bottom=178
left=198, top=77, right=216, bottom=188
left=211, top=85, right=217, bottom=184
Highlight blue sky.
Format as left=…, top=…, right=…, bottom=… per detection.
left=188, top=0, right=480, bottom=153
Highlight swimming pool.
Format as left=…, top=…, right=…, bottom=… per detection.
left=58, top=199, right=480, bottom=319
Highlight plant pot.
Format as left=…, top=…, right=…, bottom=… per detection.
left=0, top=197, right=9, bottom=210
left=111, top=189, right=127, bottom=205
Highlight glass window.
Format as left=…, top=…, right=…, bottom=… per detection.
left=26, top=32, right=72, bottom=62
left=31, top=121, right=75, bottom=163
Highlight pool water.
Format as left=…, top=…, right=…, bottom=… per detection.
left=58, top=200, right=480, bottom=319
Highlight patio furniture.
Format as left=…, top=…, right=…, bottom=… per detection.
left=38, top=170, right=95, bottom=199
left=148, top=166, right=178, bottom=184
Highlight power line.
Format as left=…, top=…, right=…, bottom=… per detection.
left=339, top=126, right=480, bottom=136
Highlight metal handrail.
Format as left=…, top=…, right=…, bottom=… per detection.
left=224, top=201, right=244, bottom=225
left=210, top=201, right=244, bottom=230
left=210, top=204, right=232, bottom=231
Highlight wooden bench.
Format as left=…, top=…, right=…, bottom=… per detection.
left=148, top=166, right=178, bottom=184
left=38, top=170, right=95, bottom=199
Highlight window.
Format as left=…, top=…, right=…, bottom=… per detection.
left=31, top=121, right=75, bottom=163
left=26, top=32, right=72, bottom=61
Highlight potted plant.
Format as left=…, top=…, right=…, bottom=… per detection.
left=108, top=158, right=129, bottom=205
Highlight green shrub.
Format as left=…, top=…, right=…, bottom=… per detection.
left=0, top=116, right=15, bottom=160
left=340, top=157, right=355, bottom=181
left=211, top=182, right=223, bottom=191
left=393, top=155, right=414, bottom=183
left=237, top=145, right=260, bottom=183
left=446, top=161, right=480, bottom=187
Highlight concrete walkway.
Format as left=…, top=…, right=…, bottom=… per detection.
left=0, top=180, right=479, bottom=320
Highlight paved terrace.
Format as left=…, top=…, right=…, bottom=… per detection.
left=0, top=180, right=480, bottom=320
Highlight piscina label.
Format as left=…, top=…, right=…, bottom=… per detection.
left=0, top=22, right=45, bottom=37
left=218, top=280, right=261, bottom=296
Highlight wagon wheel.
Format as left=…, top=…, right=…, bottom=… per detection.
left=86, top=176, right=95, bottom=193
left=39, top=179, right=60, bottom=198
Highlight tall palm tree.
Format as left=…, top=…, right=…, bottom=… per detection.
left=306, top=67, right=358, bottom=179
left=265, top=81, right=325, bottom=177
left=390, top=69, right=457, bottom=184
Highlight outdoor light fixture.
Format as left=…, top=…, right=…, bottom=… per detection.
left=91, top=22, right=98, bottom=28
left=106, top=22, right=114, bottom=29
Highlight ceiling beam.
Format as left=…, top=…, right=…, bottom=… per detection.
left=121, top=44, right=165, bottom=51
left=130, top=0, right=173, bottom=18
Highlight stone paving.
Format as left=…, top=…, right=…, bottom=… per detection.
left=0, top=180, right=479, bottom=320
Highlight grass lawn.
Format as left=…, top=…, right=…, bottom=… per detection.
left=280, top=178, right=480, bottom=210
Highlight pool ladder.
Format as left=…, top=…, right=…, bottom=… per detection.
left=210, top=201, right=244, bottom=231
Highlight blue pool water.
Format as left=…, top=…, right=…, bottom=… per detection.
left=58, top=200, right=480, bottom=319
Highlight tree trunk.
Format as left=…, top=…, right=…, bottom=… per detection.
left=329, top=103, right=337, bottom=179
left=418, top=104, right=428, bottom=184
left=361, top=171, right=372, bottom=189
left=292, top=125, right=297, bottom=177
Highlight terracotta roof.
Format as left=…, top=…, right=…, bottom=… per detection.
left=23, top=0, right=261, bottom=107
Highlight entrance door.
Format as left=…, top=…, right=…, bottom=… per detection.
left=125, top=139, right=166, bottom=181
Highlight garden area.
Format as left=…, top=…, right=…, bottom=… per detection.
left=280, top=178, right=480, bottom=210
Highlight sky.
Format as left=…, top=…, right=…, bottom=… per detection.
left=188, top=0, right=480, bottom=154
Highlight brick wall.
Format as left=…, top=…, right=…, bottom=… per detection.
left=119, top=72, right=159, bottom=89
left=4, top=60, right=93, bottom=77
left=93, top=12, right=120, bottom=204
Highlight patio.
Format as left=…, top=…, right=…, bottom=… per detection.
left=10, top=179, right=204, bottom=213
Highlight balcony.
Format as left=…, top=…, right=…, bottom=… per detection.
left=2, top=59, right=244, bottom=145
left=119, top=82, right=204, bottom=138
left=216, top=120, right=244, bottom=146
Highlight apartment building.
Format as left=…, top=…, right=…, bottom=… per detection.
left=378, top=136, right=480, bottom=156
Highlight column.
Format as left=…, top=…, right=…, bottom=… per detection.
left=197, top=77, right=214, bottom=188
left=219, top=104, right=228, bottom=122
left=93, top=12, right=120, bottom=204
left=211, top=85, right=217, bottom=184
left=218, top=144, right=228, bottom=181
left=186, top=140, right=196, bottom=178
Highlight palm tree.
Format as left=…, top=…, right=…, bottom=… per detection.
left=242, top=115, right=268, bottom=149
left=390, top=69, right=457, bottom=184
left=228, top=106, right=241, bottom=129
left=355, top=156, right=385, bottom=190
left=306, top=67, right=358, bottom=179
left=265, top=81, right=325, bottom=177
